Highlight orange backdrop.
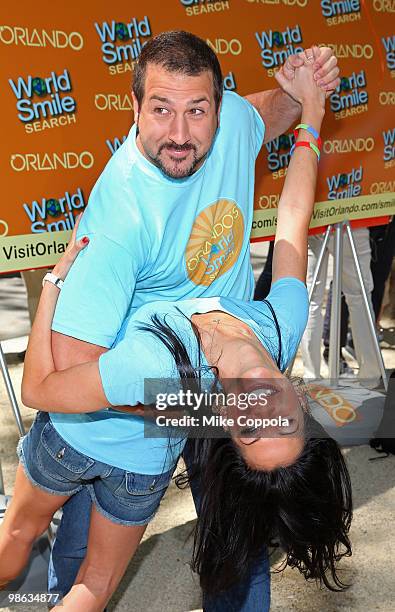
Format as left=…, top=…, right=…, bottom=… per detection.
left=1, top=0, right=394, bottom=272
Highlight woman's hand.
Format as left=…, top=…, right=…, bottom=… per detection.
left=52, top=213, right=89, bottom=280
left=276, top=46, right=326, bottom=110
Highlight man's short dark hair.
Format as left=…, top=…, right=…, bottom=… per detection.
left=133, top=30, right=223, bottom=112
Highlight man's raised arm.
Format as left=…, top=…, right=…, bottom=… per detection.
left=245, top=46, right=339, bottom=143
left=245, top=89, right=301, bottom=144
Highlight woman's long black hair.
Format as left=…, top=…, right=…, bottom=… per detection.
left=138, top=306, right=353, bottom=595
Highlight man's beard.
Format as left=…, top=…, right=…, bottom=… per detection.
left=146, top=142, right=207, bottom=179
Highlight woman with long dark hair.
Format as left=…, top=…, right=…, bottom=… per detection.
left=0, top=53, right=352, bottom=609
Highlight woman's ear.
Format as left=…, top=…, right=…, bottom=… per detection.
left=219, top=404, right=229, bottom=430
left=290, top=376, right=310, bottom=413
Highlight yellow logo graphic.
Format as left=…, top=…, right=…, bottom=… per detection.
left=307, top=384, right=361, bottom=427
left=185, top=199, right=244, bottom=286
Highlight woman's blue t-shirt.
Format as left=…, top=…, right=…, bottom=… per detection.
left=50, top=278, right=308, bottom=474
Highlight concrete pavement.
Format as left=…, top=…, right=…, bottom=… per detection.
left=0, top=249, right=394, bottom=611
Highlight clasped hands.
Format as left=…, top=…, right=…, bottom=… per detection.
left=275, top=45, right=340, bottom=106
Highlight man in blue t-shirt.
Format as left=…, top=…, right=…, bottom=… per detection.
left=48, top=31, right=339, bottom=610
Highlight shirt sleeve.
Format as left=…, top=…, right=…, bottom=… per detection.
left=98, top=331, right=178, bottom=406
left=52, top=161, right=150, bottom=348
left=243, top=97, right=265, bottom=158
left=220, top=92, right=265, bottom=159
left=52, top=234, right=141, bottom=347
left=98, top=338, right=141, bottom=405
left=265, top=277, right=309, bottom=370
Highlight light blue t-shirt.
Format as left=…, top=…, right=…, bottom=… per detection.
left=50, top=91, right=265, bottom=473
left=52, top=91, right=264, bottom=346
left=51, top=278, right=308, bottom=474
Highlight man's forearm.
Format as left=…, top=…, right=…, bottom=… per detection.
left=51, top=331, right=107, bottom=370
left=245, top=88, right=301, bottom=143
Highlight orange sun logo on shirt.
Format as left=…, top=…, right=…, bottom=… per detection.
left=185, top=199, right=244, bottom=287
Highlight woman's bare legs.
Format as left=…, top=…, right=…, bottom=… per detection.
left=0, top=464, right=69, bottom=586
left=62, top=505, right=147, bottom=611
left=0, top=464, right=147, bottom=609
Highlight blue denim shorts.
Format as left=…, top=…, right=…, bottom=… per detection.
left=17, top=411, right=173, bottom=526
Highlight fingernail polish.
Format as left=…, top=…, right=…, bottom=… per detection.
left=82, top=237, right=89, bottom=244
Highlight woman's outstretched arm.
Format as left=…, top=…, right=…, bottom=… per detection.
left=22, top=217, right=115, bottom=413
left=271, top=47, right=326, bottom=285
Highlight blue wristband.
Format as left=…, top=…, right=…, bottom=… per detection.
left=294, top=123, right=320, bottom=141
